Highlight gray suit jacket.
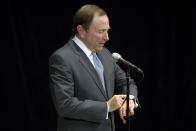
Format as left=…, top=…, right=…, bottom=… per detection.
left=49, top=39, right=138, bottom=131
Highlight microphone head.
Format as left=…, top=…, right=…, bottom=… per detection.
left=112, top=52, right=144, bottom=82
left=112, top=52, right=122, bottom=60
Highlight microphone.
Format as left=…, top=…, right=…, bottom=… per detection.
left=112, top=52, right=144, bottom=82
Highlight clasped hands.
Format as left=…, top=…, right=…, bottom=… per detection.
left=107, top=95, right=135, bottom=124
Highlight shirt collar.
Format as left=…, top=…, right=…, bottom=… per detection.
left=72, top=35, right=92, bottom=58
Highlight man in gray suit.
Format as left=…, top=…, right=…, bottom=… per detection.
left=49, top=4, right=139, bottom=131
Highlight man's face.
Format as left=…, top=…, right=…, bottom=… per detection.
left=83, top=14, right=110, bottom=52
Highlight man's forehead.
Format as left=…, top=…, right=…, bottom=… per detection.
left=90, top=15, right=109, bottom=27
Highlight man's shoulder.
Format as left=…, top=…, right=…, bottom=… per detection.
left=100, top=47, right=112, bottom=56
left=51, top=40, right=74, bottom=56
left=49, top=40, right=76, bottom=62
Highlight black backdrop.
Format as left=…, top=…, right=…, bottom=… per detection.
left=5, top=0, right=195, bottom=131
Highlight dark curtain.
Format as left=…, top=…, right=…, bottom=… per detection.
left=5, top=0, right=195, bottom=131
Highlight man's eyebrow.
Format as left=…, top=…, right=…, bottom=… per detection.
left=100, top=28, right=111, bottom=31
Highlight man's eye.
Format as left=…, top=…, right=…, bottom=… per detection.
left=98, top=31, right=104, bottom=33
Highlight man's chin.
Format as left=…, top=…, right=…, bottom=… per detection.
left=96, top=47, right=103, bottom=52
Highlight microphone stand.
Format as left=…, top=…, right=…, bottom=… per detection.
left=125, top=68, right=131, bottom=131
left=125, top=68, right=143, bottom=131
left=115, top=58, right=144, bottom=131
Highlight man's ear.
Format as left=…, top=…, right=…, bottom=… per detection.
left=77, top=25, right=86, bottom=38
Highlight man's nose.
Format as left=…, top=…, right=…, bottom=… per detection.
left=104, top=32, right=109, bottom=41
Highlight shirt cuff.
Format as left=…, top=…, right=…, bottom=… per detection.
left=129, top=95, right=135, bottom=99
left=129, top=95, right=138, bottom=108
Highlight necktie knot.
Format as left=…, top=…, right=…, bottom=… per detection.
left=92, top=52, right=102, bottom=68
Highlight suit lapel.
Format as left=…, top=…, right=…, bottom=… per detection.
left=71, top=41, right=108, bottom=100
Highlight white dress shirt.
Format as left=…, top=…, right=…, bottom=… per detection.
left=72, top=35, right=95, bottom=67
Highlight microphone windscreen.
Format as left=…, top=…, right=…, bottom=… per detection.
left=112, top=53, right=122, bottom=60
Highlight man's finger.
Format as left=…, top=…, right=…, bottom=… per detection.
left=129, top=106, right=134, bottom=116
left=119, top=108, right=123, bottom=119
left=119, top=107, right=126, bottom=124
left=129, top=100, right=135, bottom=116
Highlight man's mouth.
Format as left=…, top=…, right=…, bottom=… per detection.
left=99, top=43, right=105, bottom=46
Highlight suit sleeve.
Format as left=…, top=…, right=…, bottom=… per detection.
left=49, top=53, right=107, bottom=123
